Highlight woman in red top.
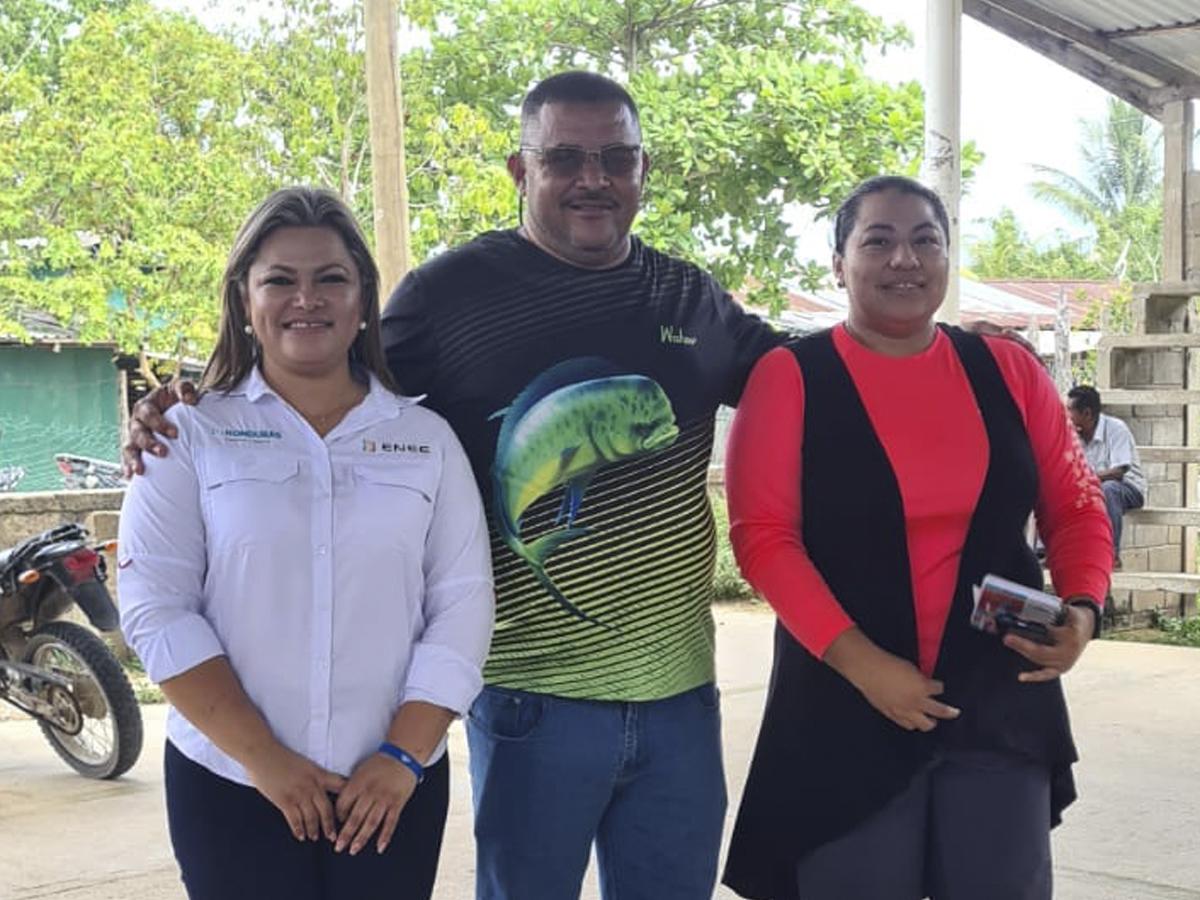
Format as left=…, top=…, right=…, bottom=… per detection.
left=721, top=176, right=1112, bottom=900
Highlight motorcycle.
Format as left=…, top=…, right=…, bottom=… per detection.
left=0, top=523, right=143, bottom=778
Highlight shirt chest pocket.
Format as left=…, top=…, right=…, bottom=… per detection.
left=202, top=453, right=305, bottom=543
left=347, top=461, right=438, bottom=555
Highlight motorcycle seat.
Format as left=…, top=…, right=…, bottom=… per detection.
left=0, top=525, right=86, bottom=579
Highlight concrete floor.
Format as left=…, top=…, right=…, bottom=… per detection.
left=2, top=604, right=1198, bottom=899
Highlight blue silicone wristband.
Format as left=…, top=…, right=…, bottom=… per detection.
left=378, top=742, right=425, bottom=784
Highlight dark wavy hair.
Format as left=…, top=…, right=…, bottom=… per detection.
left=833, top=175, right=951, bottom=256
left=201, top=186, right=397, bottom=393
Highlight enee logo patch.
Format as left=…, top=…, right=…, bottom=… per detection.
left=362, top=439, right=431, bottom=454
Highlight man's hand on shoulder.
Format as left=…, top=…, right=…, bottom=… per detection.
left=121, top=380, right=200, bottom=477
left=964, top=319, right=1041, bottom=360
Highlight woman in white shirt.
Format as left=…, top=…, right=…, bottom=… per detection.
left=118, top=187, right=494, bottom=900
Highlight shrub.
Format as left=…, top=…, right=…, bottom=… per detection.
left=1150, top=610, right=1200, bottom=647
left=710, top=493, right=757, bottom=602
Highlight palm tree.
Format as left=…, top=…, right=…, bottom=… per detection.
left=1030, top=97, right=1162, bottom=281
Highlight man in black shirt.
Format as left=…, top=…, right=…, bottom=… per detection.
left=381, top=72, right=779, bottom=900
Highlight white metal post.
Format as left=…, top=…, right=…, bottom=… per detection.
left=924, top=0, right=962, bottom=323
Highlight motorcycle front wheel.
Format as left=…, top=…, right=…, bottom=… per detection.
left=22, top=621, right=144, bottom=779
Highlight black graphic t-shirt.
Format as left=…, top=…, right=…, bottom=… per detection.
left=382, top=230, right=779, bottom=700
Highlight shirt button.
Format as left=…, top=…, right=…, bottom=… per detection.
left=315, top=545, right=328, bottom=556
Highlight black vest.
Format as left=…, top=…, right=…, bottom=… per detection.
left=723, top=327, right=1078, bottom=900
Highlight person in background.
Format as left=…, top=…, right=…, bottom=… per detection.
left=722, top=175, right=1112, bottom=900
left=1067, top=384, right=1145, bottom=568
left=118, top=187, right=494, bottom=900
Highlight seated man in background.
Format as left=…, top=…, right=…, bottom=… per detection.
left=1067, top=385, right=1145, bottom=568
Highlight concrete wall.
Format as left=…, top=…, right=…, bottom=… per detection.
left=0, top=489, right=124, bottom=548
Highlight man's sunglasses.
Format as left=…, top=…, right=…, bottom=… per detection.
left=519, top=143, right=643, bottom=178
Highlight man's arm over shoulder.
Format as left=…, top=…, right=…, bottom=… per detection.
left=707, top=279, right=787, bottom=407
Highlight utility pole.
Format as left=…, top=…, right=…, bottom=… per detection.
left=364, top=0, right=411, bottom=294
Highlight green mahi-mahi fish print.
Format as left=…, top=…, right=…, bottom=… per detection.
left=490, top=357, right=680, bottom=627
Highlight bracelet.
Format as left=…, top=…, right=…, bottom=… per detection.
left=377, top=742, right=425, bottom=784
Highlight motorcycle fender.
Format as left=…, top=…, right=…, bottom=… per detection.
left=66, top=580, right=120, bottom=632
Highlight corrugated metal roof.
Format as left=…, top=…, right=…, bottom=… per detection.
left=970, top=1, right=1200, bottom=115
left=744, top=278, right=1117, bottom=333
left=979, top=279, right=1120, bottom=321
left=1066, top=0, right=1200, bottom=76
left=1050, top=0, right=1200, bottom=33
left=1126, top=30, right=1200, bottom=75
left=7, top=308, right=77, bottom=341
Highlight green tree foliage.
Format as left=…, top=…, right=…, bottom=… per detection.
left=1032, top=98, right=1160, bottom=224
left=239, top=1, right=373, bottom=209
left=969, top=99, right=1162, bottom=284
left=2, top=0, right=935, bottom=356
left=968, top=209, right=1108, bottom=280
left=1032, top=97, right=1161, bottom=283
left=0, top=2, right=272, bottom=354
left=0, top=0, right=132, bottom=97
left=403, top=0, right=931, bottom=307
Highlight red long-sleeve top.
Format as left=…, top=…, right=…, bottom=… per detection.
left=727, top=326, right=1112, bottom=675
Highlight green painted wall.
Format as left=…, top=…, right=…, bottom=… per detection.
left=0, top=345, right=120, bottom=492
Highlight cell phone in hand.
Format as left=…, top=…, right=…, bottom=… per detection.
left=994, top=611, right=1057, bottom=646
left=971, top=574, right=1065, bottom=644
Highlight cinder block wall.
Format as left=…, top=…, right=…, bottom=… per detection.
left=1105, top=298, right=1196, bottom=624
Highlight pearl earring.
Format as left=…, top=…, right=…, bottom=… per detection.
left=358, top=321, right=367, bottom=331
left=243, top=324, right=253, bottom=335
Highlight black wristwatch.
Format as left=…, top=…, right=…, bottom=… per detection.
left=1066, top=597, right=1103, bottom=639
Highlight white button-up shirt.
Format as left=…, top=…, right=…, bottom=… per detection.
left=118, top=369, right=493, bottom=786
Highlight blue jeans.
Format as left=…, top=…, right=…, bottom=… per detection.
left=466, top=683, right=727, bottom=900
left=1102, top=479, right=1143, bottom=555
